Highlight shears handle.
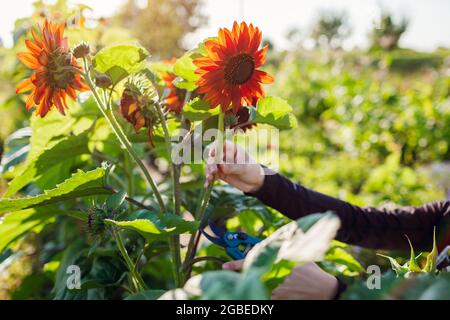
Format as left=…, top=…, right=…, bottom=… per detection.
left=224, top=232, right=261, bottom=260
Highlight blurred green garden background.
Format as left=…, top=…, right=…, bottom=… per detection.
left=0, top=0, right=449, bottom=299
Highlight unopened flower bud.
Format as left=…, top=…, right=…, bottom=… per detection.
left=95, top=73, right=112, bottom=88
left=73, top=42, right=90, bottom=59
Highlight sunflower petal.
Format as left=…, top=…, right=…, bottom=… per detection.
left=16, top=79, right=34, bottom=94
left=254, top=70, right=274, bottom=84
left=17, top=52, right=40, bottom=69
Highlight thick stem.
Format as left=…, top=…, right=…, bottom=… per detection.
left=154, top=103, right=182, bottom=288
left=183, top=113, right=225, bottom=283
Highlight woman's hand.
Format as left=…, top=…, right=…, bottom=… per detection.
left=272, top=263, right=339, bottom=300
left=206, top=140, right=266, bottom=193
left=223, top=261, right=339, bottom=300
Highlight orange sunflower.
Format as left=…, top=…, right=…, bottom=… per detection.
left=161, top=59, right=184, bottom=114
left=193, top=21, right=274, bottom=114
left=16, top=20, right=89, bottom=117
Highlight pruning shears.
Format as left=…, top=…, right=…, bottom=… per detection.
left=201, top=221, right=262, bottom=260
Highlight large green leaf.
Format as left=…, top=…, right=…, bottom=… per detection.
left=424, top=228, right=438, bottom=273
left=0, top=207, right=56, bottom=252
left=0, top=168, right=112, bottom=215
left=105, top=211, right=199, bottom=239
left=254, top=96, right=298, bottom=130
left=173, top=52, right=199, bottom=84
left=0, top=127, right=31, bottom=175
left=325, top=246, right=365, bottom=273
left=4, top=131, right=90, bottom=198
left=93, top=44, right=149, bottom=85
left=182, top=97, right=220, bottom=122
left=0, top=206, right=86, bottom=252
left=172, top=41, right=207, bottom=89
left=28, top=110, right=78, bottom=160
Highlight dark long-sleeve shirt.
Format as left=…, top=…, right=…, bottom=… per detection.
left=247, top=171, right=450, bottom=252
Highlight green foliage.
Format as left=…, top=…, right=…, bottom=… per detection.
left=4, top=130, right=91, bottom=197
left=254, top=96, right=298, bottom=130
left=0, top=168, right=112, bottom=214
left=183, top=97, right=220, bottom=122
left=161, top=213, right=341, bottom=300
left=93, top=44, right=149, bottom=85
left=343, top=271, right=450, bottom=300
left=105, top=211, right=199, bottom=240
left=378, top=228, right=439, bottom=276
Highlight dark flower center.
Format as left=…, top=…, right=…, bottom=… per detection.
left=47, top=50, right=76, bottom=89
left=224, top=53, right=255, bottom=85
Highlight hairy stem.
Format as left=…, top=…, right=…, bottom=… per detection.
left=154, top=103, right=183, bottom=288
left=183, top=112, right=225, bottom=283
left=113, top=228, right=147, bottom=292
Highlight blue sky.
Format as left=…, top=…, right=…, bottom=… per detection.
left=1, top=0, right=450, bottom=51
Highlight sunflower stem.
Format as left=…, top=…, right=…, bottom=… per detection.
left=183, top=112, right=225, bottom=283
left=154, top=103, right=183, bottom=288
left=113, top=227, right=147, bottom=292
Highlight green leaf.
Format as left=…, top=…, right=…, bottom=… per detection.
left=0, top=127, right=31, bottom=174
left=405, top=236, right=423, bottom=272
left=377, top=254, right=409, bottom=276
left=93, top=44, right=149, bottom=84
left=325, top=247, right=365, bottom=273
left=183, top=97, right=220, bottom=122
left=254, top=96, right=298, bottom=130
left=0, top=205, right=87, bottom=252
left=0, top=207, right=55, bottom=252
left=105, top=212, right=199, bottom=239
left=173, top=77, right=197, bottom=91
left=425, top=227, right=438, bottom=273
left=126, top=290, right=166, bottom=300
left=4, top=131, right=90, bottom=198
left=0, top=168, right=112, bottom=214
left=106, top=190, right=127, bottom=211
left=173, top=52, right=199, bottom=84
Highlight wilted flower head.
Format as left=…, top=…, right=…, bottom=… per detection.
left=16, top=19, right=89, bottom=117
left=120, top=73, right=160, bottom=146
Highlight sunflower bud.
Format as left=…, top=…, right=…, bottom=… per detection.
left=87, top=207, right=107, bottom=236
left=95, top=73, right=112, bottom=88
left=73, top=42, right=90, bottom=59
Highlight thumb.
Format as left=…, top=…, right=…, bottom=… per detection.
left=223, top=260, right=244, bottom=271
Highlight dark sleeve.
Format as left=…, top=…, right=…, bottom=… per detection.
left=247, top=171, right=450, bottom=251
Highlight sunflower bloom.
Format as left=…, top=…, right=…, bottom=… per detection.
left=193, top=21, right=274, bottom=114
left=16, top=20, right=89, bottom=117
